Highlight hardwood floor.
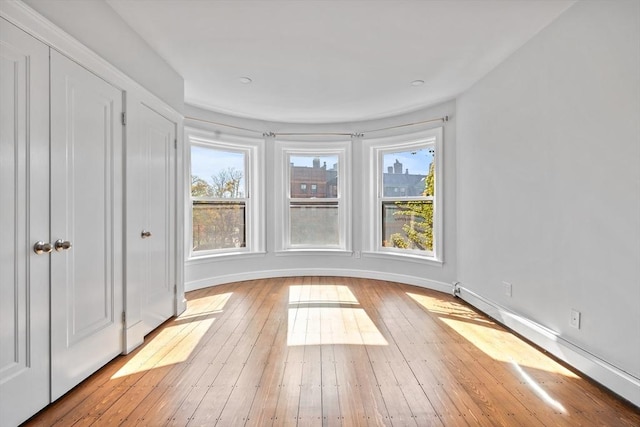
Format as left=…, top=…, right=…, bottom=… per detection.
left=25, top=277, right=640, bottom=426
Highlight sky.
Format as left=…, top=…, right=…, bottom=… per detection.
left=190, top=145, right=434, bottom=188
left=290, top=155, right=339, bottom=170
left=382, top=147, right=433, bottom=176
left=191, top=145, right=246, bottom=189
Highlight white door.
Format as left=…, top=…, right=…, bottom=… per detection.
left=49, top=50, right=124, bottom=400
left=131, top=104, right=176, bottom=334
left=0, top=19, right=50, bottom=427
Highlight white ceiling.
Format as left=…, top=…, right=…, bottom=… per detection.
left=107, top=0, right=574, bottom=124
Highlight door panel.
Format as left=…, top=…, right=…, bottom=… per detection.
left=0, top=19, right=50, bottom=427
left=50, top=50, right=123, bottom=400
left=136, top=105, right=176, bottom=333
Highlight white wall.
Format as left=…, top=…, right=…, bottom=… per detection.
left=23, top=0, right=184, bottom=113
left=457, top=0, right=639, bottom=403
left=184, top=101, right=457, bottom=293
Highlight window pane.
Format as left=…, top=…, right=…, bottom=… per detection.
left=381, top=201, right=433, bottom=252
left=290, top=155, right=339, bottom=198
left=290, top=202, right=339, bottom=246
left=192, top=201, right=246, bottom=251
left=382, top=148, right=434, bottom=197
left=191, top=146, right=245, bottom=198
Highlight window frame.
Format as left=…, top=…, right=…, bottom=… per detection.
left=186, top=128, right=264, bottom=259
left=274, top=140, right=351, bottom=253
left=365, top=127, right=443, bottom=263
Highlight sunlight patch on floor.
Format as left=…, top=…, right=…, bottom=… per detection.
left=512, top=360, right=567, bottom=413
left=182, top=292, right=233, bottom=317
left=288, top=284, right=359, bottom=304
left=111, top=318, right=216, bottom=378
left=406, top=292, right=578, bottom=378
left=287, top=285, right=387, bottom=346
left=111, top=292, right=232, bottom=379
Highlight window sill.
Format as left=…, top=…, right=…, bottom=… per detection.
left=187, top=251, right=267, bottom=264
left=275, top=249, right=353, bottom=257
left=361, top=251, right=443, bottom=267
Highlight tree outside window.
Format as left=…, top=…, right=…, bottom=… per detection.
left=191, top=146, right=247, bottom=253
left=380, top=145, right=436, bottom=255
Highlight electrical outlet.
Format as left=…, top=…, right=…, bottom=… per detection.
left=502, top=281, right=512, bottom=297
left=570, top=309, right=581, bottom=329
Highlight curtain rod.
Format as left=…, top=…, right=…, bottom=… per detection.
left=184, top=115, right=449, bottom=137
left=185, top=116, right=264, bottom=134
left=362, top=116, right=449, bottom=134
left=270, top=132, right=353, bottom=137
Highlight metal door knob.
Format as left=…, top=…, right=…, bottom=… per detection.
left=141, top=230, right=152, bottom=239
left=34, top=241, right=53, bottom=255
left=54, top=239, right=72, bottom=251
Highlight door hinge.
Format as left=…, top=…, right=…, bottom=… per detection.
left=121, top=112, right=127, bottom=126
left=174, top=284, right=177, bottom=295
left=174, top=138, right=177, bottom=149
left=121, top=311, right=126, bottom=324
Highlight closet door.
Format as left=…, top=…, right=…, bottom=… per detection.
left=131, top=104, right=176, bottom=334
left=0, top=19, right=50, bottom=427
left=49, top=50, right=124, bottom=400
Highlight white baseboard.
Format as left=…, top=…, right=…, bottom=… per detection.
left=186, top=268, right=452, bottom=294
left=457, top=285, right=640, bottom=408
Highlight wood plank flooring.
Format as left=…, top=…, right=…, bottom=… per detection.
left=24, top=277, right=640, bottom=426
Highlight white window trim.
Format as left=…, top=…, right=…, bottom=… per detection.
left=274, top=140, right=352, bottom=253
left=186, top=127, right=265, bottom=260
left=363, top=127, right=443, bottom=263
